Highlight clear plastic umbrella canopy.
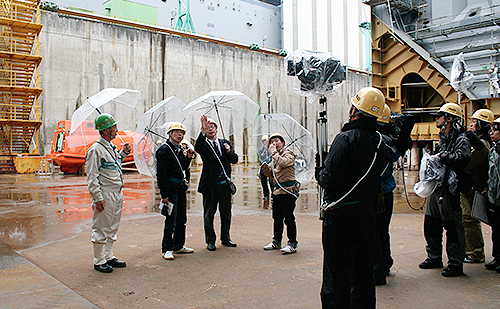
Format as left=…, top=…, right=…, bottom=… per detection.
left=253, top=113, right=315, bottom=185
left=450, top=52, right=475, bottom=92
left=133, top=96, right=186, bottom=177
left=68, top=88, right=141, bottom=148
left=181, top=90, right=260, bottom=139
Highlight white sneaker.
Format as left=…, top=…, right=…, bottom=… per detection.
left=280, top=244, right=297, bottom=254
left=162, top=251, right=175, bottom=260
left=174, top=246, right=195, bottom=254
left=263, top=241, right=281, bottom=250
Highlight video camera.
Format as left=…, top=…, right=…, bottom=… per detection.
left=386, top=112, right=415, bottom=156
left=287, top=55, right=346, bottom=93
left=284, top=50, right=347, bottom=100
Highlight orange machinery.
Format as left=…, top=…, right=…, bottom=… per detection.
left=47, top=120, right=135, bottom=173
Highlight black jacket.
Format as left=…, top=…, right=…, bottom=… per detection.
left=156, top=139, right=192, bottom=199
left=438, top=130, right=471, bottom=171
left=317, top=117, right=386, bottom=216
left=195, top=132, right=238, bottom=194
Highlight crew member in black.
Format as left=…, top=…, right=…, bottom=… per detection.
left=419, top=103, right=471, bottom=277
left=156, top=122, right=195, bottom=260
left=316, top=87, right=386, bottom=309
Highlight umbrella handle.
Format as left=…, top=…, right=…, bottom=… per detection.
left=116, top=132, right=125, bottom=144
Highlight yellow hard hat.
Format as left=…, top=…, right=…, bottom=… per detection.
left=261, top=135, right=268, bottom=141
left=493, top=117, right=500, bottom=124
left=351, top=87, right=385, bottom=118
left=438, top=102, right=462, bottom=118
left=377, top=104, right=391, bottom=124
left=268, top=133, right=285, bottom=145
left=167, top=122, right=186, bottom=134
left=471, top=109, right=494, bottom=123
left=207, top=118, right=218, bottom=128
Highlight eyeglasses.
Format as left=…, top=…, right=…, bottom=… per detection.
left=490, top=127, right=500, bottom=133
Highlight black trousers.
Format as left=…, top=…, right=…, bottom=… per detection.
left=424, top=186, right=465, bottom=266
left=271, top=193, right=297, bottom=244
left=374, top=192, right=394, bottom=279
left=321, top=205, right=376, bottom=309
left=259, top=167, right=271, bottom=198
left=487, top=206, right=500, bottom=259
left=162, top=192, right=187, bottom=252
left=202, top=182, right=232, bottom=244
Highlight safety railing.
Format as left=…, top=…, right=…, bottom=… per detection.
left=0, top=0, right=39, bottom=22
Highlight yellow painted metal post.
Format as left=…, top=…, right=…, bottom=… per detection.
left=242, top=154, right=248, bottom=170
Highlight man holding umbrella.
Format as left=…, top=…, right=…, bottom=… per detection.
left=156, top=122, right=195, bottom=260
left=262, top=133, right=299, bottom=254
left=87, top=113, right=131, bottom=273
left=195, top=115, right=239, bottom=251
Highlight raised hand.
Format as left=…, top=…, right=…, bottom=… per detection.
left=200, top=115, right=209, bottom=134
left=122, top=142, right=132, bottom=153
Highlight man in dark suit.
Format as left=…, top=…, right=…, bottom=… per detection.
left=195, top=115, right=239, bottom=251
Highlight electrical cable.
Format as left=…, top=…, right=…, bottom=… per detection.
left=400, top=154, right=425, bottom=211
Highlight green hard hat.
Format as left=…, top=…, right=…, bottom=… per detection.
left=94, top=113, right=117, bottom=131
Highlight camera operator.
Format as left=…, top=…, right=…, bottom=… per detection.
left=316, top=87, right=386, bottom=308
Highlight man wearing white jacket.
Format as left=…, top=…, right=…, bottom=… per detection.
left=86, top=113, right=131, bottom=273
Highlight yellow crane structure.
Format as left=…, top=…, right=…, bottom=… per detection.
left=0, top=0, right=42, bottom=172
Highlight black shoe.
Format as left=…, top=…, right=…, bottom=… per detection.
left=207, top=244, right=216, bottom=251
left=107, top=258, right=126, bottom=268
left=419, top=258, right=443, bottom=269
left=221, top=240, right=237, bottom=247
left=94, top=263, right=113, bottom=273
left=485, top=259, right=500, bottom=270
left=442, top=265, right=464, bottom=277
left=375, top=277, right=387, bottom=286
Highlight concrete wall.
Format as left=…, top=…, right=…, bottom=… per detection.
left=38, top=10, right=370, bottom=161
left=282, top=0, right=371, bottom=70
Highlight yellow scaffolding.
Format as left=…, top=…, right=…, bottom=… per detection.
left=0, top=0, right=42, bottom=156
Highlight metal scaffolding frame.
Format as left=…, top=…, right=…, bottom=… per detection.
left=0, top=0, right=42, bottom=157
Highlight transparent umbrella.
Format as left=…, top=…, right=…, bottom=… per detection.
left=181, top=90, right=260, bottom=139
left=133, top=96, right=186, bottom=177
left=68, top=88, right=141, bottom=148
left=253, top=113, right=315, bottom=184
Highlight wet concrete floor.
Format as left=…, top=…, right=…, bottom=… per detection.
left=0, top=164, right=499, bottom=308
